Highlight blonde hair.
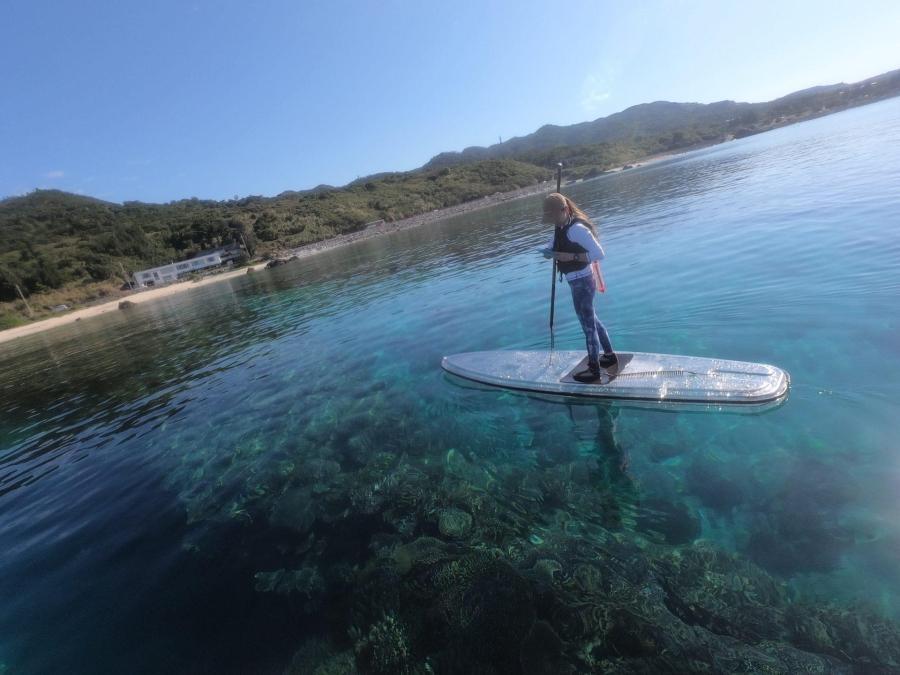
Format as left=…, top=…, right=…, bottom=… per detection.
left=545, top=192, right=597, bottom=234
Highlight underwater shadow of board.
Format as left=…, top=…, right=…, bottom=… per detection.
left=441, top=372, right=715, bottom=543
left=441, top=372, right=666, bottom=536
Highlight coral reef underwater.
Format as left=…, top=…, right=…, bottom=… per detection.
left=163, top=388, right=900, bottom=674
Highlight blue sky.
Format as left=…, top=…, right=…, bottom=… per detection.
left=2, top=0, right=899, bottom=203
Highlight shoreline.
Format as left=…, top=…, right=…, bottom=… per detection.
left=0, top=150, right=680, bottom=346
left=0, top=263, right=270, bottom=345
left=283, top=182, right=554, bottom=259
left=281, top=150, right=679, bottom=260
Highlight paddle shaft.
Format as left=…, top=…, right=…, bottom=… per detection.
left=549, top=164, right=562, bottom=340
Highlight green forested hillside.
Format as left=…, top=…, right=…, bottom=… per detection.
left=0, top=160, right=550, bottom=309
left=2, top=68, right=899, bottom=326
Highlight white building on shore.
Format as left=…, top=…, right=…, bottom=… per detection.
left=133, top=252, right=224, bottom=288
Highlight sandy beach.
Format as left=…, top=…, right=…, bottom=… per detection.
left=0, top=151, right=680, bottom=346
left=0, top=262, right=271, bottom=345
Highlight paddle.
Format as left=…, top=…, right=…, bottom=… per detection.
left=549, top=163, right=562, bottom=353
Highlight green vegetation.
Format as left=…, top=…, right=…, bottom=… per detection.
left=0, top=160, right=550, bottom=318
left=2, top=67, right=898, bottom=324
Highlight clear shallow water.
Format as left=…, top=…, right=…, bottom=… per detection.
left=1, top=98, right=900, bottom=673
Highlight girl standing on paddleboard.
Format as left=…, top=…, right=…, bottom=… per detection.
left=542, top=192, right=616, bottom=382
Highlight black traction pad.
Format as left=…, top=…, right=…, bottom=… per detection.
left=560, top=353, right=633, bottom=385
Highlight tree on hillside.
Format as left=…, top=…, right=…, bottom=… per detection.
left=0, top=265, right=22, bottom=302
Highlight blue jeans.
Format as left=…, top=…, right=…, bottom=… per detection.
left=568, top=274, right=613, bottom=364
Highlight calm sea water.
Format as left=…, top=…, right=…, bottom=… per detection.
left=2, top=98, right=900, bottom=673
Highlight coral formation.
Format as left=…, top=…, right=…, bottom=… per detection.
left=437, top=508, right=473, bottom=539
left=158, top=390, right=900, bottom=673
left=353, top=613, right=417, bottom=674
left=254, top=565, right=326, bottom=613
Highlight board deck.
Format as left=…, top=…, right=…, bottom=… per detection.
left=441, top=351, right=789, bottom=404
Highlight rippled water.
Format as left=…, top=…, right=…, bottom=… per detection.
left=2, top=98, right=900, bottom=673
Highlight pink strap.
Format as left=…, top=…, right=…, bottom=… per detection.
left=592, top=261, right=606, bottom=293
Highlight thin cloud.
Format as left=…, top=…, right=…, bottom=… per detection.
left=583, top=88, right=610, bottom=107
left=581, top=68, right=618, bottom=114
left=581, top=74, right=612, bottom=112
left=44, top=170, right=65, bottom=179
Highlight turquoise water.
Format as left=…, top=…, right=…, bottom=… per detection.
left=2, top=98, right=900, bottom=673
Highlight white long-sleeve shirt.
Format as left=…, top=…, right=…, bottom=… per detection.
left=545, top=222, right=606, bottom=281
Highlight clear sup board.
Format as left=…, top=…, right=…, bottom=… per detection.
left=441, top=351, right=789, bottom=405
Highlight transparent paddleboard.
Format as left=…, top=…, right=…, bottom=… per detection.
left=441, top=351, right=790, bottom=405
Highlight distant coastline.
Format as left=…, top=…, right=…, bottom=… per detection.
left=7, top=83, right=900, bottom=344
left=281, top=150, right=679, bottom=259
left=0, top=152, right=682, bottom=345
left=4, top=70, right=897, bottom=334
left=0, top=101, right=875, bottom=346
left=0, top=183, right=551, bottom=345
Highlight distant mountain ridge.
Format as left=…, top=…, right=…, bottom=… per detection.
left=425, top=101, right=749, bottom=168
left=424, top=68, right=900, bottom=169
